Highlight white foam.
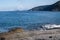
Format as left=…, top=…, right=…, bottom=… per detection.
left=42, top=24, right=60, bottom=29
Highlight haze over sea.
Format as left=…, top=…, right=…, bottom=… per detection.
left=0, top=11, right=60, bottom=32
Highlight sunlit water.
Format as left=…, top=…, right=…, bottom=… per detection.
left=0, top=11, right=60, bottom=32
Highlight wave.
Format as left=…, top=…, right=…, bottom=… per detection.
left=0, top=23, right=60, bottom=32
left=26, top=23, right=60, bottom=30
left=42, top=24, right=60, bottom=29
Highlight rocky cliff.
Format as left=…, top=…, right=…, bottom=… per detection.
left=30, top=1, right=60, bottom=11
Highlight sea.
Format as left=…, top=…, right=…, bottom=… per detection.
left=0, top=11, right=60, bottom=32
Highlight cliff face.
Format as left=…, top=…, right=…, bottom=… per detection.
left=30, top=1, right=60, bottom=11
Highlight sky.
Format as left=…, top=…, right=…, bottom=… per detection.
left=0, top=0, right=59, bottom=11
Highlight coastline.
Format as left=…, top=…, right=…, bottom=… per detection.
left=0, top=27, right=60, bottom=40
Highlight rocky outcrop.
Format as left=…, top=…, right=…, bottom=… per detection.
left=30, top=1, right=60, bottom=11
left=8, top=27, right=24, bottom=33
left=1, top=28, right=60, bottom=40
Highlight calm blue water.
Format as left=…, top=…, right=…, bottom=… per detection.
left=0, top=11, right=60, bottom=32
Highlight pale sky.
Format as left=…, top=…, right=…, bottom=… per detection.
left=0, top=0, right=59, bottom=11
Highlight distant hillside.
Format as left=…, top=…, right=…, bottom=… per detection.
left=30, top=1, right=60, bottom=11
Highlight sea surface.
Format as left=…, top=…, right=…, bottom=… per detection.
left=0, top=11, right=60, bottom=32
